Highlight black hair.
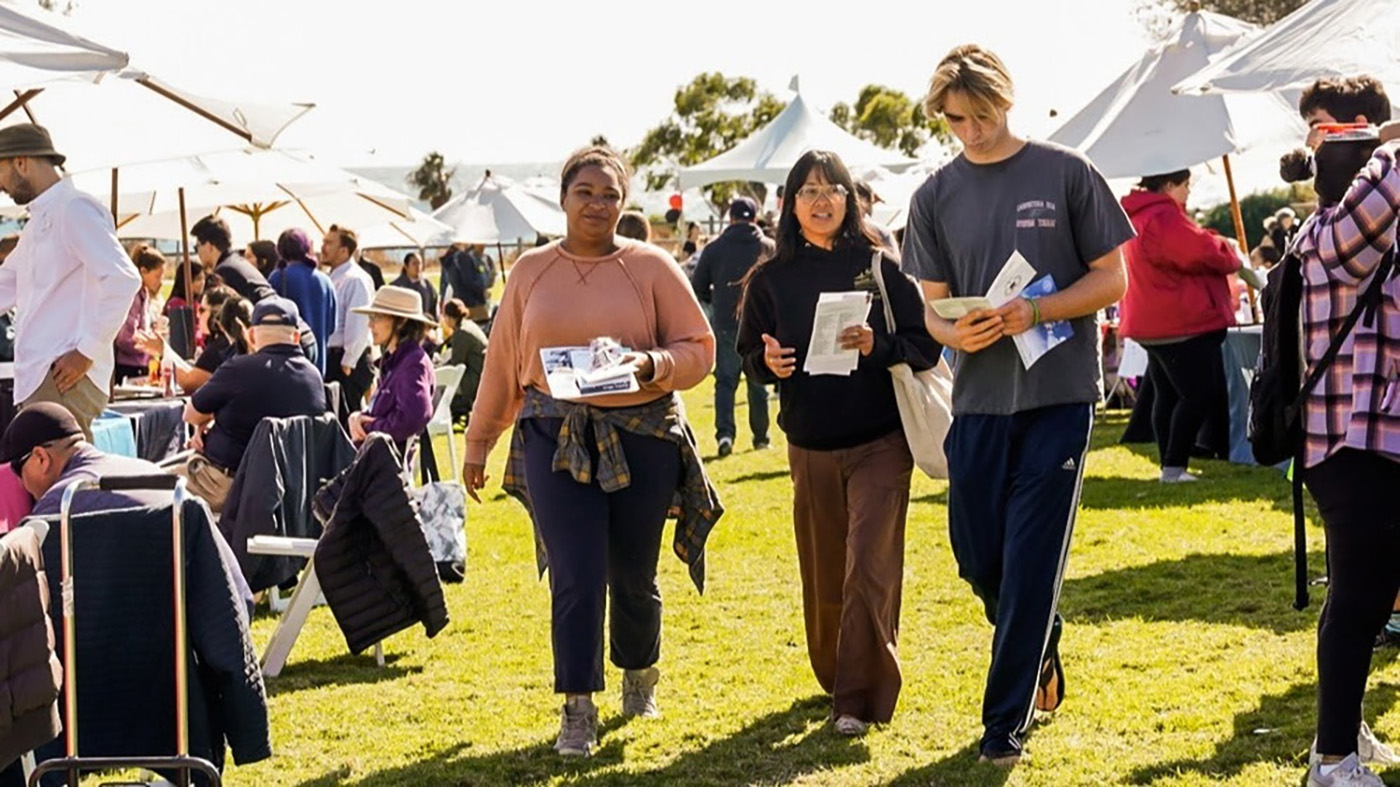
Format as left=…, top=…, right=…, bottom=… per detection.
left=390, top=316, right=428, bottom=348
left=403, top=251, right=421, bottom=265
left=246, top=240, right=280, bottom=275
left=739, top=150, right=879, bottom=319
left=559, top=145, right=630, bottom=204
left=1314, top=138, right=1383, bottom=206
left=216, top=295, right=253, bottom=355
left=191, top=215, right=232, bottom=254
left=1136, top=169, right=1191, bottom=192
left=1299, top=76, right=1391, bottom=125
left=442, top=298, right=467, bottom=325
left=170, top=260, right=205, bottom=303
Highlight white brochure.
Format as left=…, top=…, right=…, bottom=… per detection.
left=803, top=291, right=872, bottom=376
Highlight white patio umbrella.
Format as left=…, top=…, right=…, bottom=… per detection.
left=431, top=172, right=566, bottom=244
left=0, top=0, right=128, bottom=91
left=59, top=148, right=425, bottom=242
left=1172, top=0, right=1400, bottom=98
left=1050, top=7, right=1306, bottom=284
left=355, top=205, right=454, bottom=250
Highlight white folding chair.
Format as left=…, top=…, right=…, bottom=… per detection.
left=416, top=364, right=465, bottom=483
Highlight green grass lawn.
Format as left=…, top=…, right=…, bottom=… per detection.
left=219, top=378, right=1394, bottom=786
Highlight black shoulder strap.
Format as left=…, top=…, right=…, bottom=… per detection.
left=1290, top=245, right=1397, bottom=413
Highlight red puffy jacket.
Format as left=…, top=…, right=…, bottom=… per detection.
left=1119, top=190, right=1240, bottom=340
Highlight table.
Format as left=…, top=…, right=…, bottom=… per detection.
left=107, top=396, right=188, bottom=464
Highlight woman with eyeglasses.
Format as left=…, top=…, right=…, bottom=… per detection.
left=136, top=285, right=243, bottom=394
left=737, top=149, right=941, bottom=736
left=463, top=145, right=717, bottom=758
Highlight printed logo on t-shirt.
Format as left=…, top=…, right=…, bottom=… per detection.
left=1015, top=200, right=1058, bottom=230
left=852, top=269, right=881, bottom=298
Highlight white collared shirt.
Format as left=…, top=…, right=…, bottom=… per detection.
left=0, top=178, right=141, bottom=401
left=327, top=259, right=374, bottom=368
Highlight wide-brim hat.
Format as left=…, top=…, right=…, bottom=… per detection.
left=351, top=285, right=437, bottom=326
left=0, top=123, right=66, bottom=166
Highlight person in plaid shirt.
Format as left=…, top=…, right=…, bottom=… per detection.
left=1290, top=119, right=1400, bottom=787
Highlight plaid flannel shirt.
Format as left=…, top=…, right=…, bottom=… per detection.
left=502, top=387, right=724, bottom=592
left=1293, top=141, right=1400, bottom=469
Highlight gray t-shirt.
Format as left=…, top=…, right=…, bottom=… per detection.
left=901, top=140, right=1134, bottom=415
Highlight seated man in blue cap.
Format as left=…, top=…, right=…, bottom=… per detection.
left=182, top=296, right=326, bottom=513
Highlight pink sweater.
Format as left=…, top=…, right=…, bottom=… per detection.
left=464, top=239, right=715, bottom=466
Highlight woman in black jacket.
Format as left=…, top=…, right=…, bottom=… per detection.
left=737, top=149, right=941, bottom=735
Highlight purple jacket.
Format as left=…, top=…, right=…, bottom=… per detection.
left=113, top=287, right=151, bottom=369
left=366, top=340, right=435, bottom=446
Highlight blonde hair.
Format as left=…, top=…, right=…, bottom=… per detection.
left=924, top=44, right=1015, bottom=120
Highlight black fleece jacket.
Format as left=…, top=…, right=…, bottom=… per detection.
left=737, top=241, right=941, bottom=450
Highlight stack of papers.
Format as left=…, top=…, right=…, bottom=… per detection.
left=804, top=291, right=872, bottom=376
left=928, top=250, right=1074, bottom=369
left=540, top=343, right=640, bottom=400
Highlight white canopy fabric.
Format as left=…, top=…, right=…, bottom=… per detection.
left=678, top=92, right=918, bottom=190
left=1049, top=10, right=1305, bottom=179
left=47, top=148, right=423, bottom=242
left=0, top=0, right=127, bottom=92
left=431, top=174, right=566, bottom=244
left=356, top=205, right=454, bottom=250
left=1173, top=0, right=1400, bottom=97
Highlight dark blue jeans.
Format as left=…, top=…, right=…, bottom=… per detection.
left=522, top=416, right=680, bottom=694
left=714, top=327, right=769, bottom=445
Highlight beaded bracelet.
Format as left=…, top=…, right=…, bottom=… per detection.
left=1028, top=297, right=1041, bottom=326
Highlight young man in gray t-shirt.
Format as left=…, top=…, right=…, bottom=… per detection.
left=901, top=44, right=1134, bottom=766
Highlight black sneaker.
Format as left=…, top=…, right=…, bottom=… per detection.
left=717, top=437, right=733, bottom=457
left=978, top=734, right=1023, bottom=766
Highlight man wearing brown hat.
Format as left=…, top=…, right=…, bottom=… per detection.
left=0, top=123, right=141, bottom=439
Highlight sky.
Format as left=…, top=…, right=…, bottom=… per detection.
left=62, top=0, right=1156, bottom=169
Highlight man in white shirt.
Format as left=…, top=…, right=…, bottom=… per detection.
left=321, top=224, right=375, bottom=413
left=0, top=124, right=140, bottom=439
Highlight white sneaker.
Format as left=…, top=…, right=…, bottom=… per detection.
left=1159, top=470, right=1199, bottom=483
left=621, top=667, right=659, bottom=718
left=1310, top=722, right=1400, bottom=767
left=554, top=697, right=597, bottom=757
left=1308, top=754, right=1384, bottom=786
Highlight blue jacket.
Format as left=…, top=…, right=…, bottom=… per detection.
left=269, top=261, right=336, bottom=374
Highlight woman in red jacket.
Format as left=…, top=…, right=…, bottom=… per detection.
left=1120, top=169, right=1244, bottom=483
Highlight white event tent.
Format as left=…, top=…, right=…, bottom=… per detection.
left=1173, top=0, right=1400, bottom=98
left=0, top=0, right=127, bottom=90
left=678, top=90, right=918, bottom=189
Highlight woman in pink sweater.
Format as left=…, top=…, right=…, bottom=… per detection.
left=463, top=146, right=717, bottom=758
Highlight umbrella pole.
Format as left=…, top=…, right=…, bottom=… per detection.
left=179, top=187, right=191, bottom=293
left=109, top=168, right=119, bottom=225
left=496, top=242, right=505, bottom=281
left=1222, top=154, right=1259, bottom=322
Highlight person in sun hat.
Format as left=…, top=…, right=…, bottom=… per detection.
left=346, top=285, right=436, bottom=456
left=0, top=123, right=141, bottom=440
left=181, top=296, right=326, bottom=513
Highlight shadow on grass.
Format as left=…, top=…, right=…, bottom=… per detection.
left=885, top=740, right=1013, bottom=787
left=265, top=652, right=422, bottom=697
left=728, top=469, right=790, bottom=483
left=910, top=489, right=949, bottom=506
left=290, top=696, right=865, bottom=787
left=1060, top=550, right=1323, bottom=634
left=1126, top=662, right=1400, bottom=784
left=1077, top=470, right=1291, bottom=513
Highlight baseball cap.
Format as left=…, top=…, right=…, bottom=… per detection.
left=729, top=196, right=758, bottom=221
left=1, top=402, right=83, bottom=470
left=250, top=296, right=300, bottom=327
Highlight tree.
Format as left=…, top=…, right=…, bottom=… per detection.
left=829, top=84, right=951, bottom=158
left=37, top=0, right=75, bottom=13
left=1135, top=0, right=1306, bottom=37
left=630, top=72, right=786, bottom=210
left=407, top=151, right=455, bottom=210
left=590, top=134, right=611, bottom=148
left=1200, top=183, right=1313, bottom=250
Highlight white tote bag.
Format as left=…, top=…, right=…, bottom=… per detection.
left=870, top=253, right=955, bottom=479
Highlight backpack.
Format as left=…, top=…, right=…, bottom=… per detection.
left=1248, top=237, right=1394, bottom=609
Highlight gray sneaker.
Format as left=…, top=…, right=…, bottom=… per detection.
left=621, top=666, right=660, bottom=718
left=1308, top=754, right=1384, bottom=786
left=555, top=698, right=597, bottom=757
left=1310, top=722, right=1400, bottom=767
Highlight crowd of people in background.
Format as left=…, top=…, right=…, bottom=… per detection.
left=0, top=36, right=1395, bottom=787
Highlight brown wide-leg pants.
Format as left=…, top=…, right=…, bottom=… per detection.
left=789, top=429, right=913, bottom=723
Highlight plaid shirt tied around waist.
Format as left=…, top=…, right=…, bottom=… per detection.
left=1294, top=141, right=1400, bottom=468
left=502, top=387, right=724, bottom=592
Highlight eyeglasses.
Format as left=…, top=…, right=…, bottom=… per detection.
left=794, top=184, right=849, bottom=203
